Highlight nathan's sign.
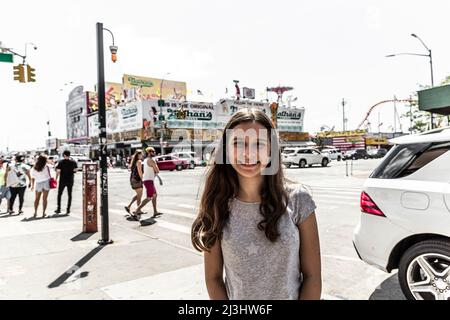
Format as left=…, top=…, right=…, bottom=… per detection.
left=122, top=74, right=187, bottom=101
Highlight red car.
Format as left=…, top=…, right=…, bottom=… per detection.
left=154, top=155, right=188, bottom=171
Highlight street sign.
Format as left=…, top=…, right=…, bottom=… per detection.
left=0, top=53, right=13, bottom=63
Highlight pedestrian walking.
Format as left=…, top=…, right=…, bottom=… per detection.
left=30, top=155, right=53, bottom=218
left=125, top=150, right=144, bottom=218
left=132, top=147, right=162, bottom=221
left=7, top=155, right=31, bottom=215
left=191, top=108, right=322, bottom=300
left=55, top=150, right=78, bottom=214
left=0, top=157, right=11, bottom=214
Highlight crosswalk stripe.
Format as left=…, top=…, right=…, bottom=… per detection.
left=311, top=190, right=360, bottom=196
left=312, top=194, right=358, bottom=200
left=155, top=221, right=191, bottom=234
left=178, top=204, right=196, bottom=210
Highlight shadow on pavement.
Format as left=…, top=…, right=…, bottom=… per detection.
left=71, top=232, right=97, bottom=242
left=0, top=213, right=22, bottom=219
left=21, top=213, right=72, bottom=222
left=369, top=273, right=407, bottom=300
left=48, top=245, right=105, bottom=289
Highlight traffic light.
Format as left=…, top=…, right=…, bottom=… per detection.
left=158, top=99, right=165, bottom=107
left=13, top=64, right=25, bottom=83
left=26, top=65, right=36, bottom=82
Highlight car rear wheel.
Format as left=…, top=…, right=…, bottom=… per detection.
left=398, top=240, right=450, bottom=300
left=299, top=159, right=306, bottom=168
left=337, top=156, right=342, bottom=161
left=285, top=163, right=291, bottom=168
left=176, top=164, right=183, bottom=171
left=321, top=158, right=329, bottom=167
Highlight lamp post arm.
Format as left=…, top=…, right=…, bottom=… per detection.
left=103, top=28, right=115, bottom=46
left=386, top=52, right=429, bottom=58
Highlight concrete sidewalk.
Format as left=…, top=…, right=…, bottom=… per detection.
left=0, top=201, right=206, bottom=300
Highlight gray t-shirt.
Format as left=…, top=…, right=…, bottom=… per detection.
left=221, top=184, right=316, bottom=300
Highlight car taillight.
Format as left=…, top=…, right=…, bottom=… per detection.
left=360, top=192, right=385, bottom=217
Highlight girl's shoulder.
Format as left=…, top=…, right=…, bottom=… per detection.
left=284, top=183, right=316, bottom=225
left=285, top=183, right=313, bottom=199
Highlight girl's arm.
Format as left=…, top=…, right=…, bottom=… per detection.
left=136, top=160, right=143, bottom=180
left=204, top=240, right=228, bottom=300
left=298, top=212, right=322, bottom=300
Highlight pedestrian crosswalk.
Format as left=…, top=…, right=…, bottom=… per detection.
left=109, top=185, right=361, bottom=250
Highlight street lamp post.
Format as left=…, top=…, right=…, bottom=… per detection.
left=386, top=33, right=435, bottom=128
left=159, top=72, right=170, bottom=155
left=96, top=22, right=116, bottom=246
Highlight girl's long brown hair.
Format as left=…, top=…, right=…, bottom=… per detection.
left=34, top=155, right=48, bottom=172
left=191, top=108, right=288, bottom=252
left=130, top=149, right=143, bottom=170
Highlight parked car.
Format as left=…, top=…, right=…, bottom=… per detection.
left=353, top=127, right=450, bottom=300
left=367, top=148, right=388, bottom=159
left=71, top=155, right=93, bottom=171
left=282, top=147, right=330, bottom=168
left=154, top=155, right=188, bottom=171
left=321, top=148, right=343, bottom=161
left=170, top=151, right=202, bottom=169
left=344, top=148, right=369, bottom=160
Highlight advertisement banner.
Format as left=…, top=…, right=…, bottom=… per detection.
left=87, top=82, right=124, bottom=113
left=277, top=106, right=304, bottom=132
left=66, top=86, right=89, bottom=141
left=216, top=99, right=271, bottom=129
left=88, top=101, right=143, bottom=137
left=122, top=74, right=187, bottom=101
left=143, top=100, right=216, bottom=129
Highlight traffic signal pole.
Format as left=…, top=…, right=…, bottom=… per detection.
left=96, top=22, right=113, bottom=246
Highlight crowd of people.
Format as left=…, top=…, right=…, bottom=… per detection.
left=0, top=150, right=77, bottom=218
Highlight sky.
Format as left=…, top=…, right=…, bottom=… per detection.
left=1, top=0, right=450, bottom=151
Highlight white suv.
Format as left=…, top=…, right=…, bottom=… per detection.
left=321, top=148, right=343, bottom=161
left=170, top=152, right=201, bottom=169
left=353, top=127, right=450, bottom=300
left=282, top=147, right=330, bottom=168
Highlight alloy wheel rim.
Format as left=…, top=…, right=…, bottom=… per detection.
left=407, top=253, right=450, bottom=300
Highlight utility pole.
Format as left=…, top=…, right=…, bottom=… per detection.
left=342, top=98, right=347, bottom=132
left=96, top=22, right=115, bottom=246
left=393, top=96, right=397, bottom=134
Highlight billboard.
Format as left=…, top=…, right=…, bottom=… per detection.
left=216, top=99, right=271, bottom=129
left=276, top=106, right=305, bottom=132
left=66, top=86, right=89, bottom=141
left=122, top=74, right=187, bottom=101
left=143, top=100, right=216, bottom=129
left=88, top=101, right=143, bottom=137
left=87, top=82, right=124, bottom=113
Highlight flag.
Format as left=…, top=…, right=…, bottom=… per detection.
left=197, top=89, right=204, bottom=95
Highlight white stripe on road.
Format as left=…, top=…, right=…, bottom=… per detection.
left=312, top=194, right=358, bottom=200
left=178, top=204, right=196, bottom=210
left=155, top=220, right=191, bottom=235
left=323, top=254, right=361, bottom=262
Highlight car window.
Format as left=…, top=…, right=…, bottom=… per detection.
left=284, top=149, right=296, bottom=154
left=396, top=142, right=450, bottom=178
left=312, top=150, right=320, bottom=154
left=370, top=143, right=432, bottom=179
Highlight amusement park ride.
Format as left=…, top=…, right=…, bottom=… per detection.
left=356, top=98, right=415, bottom=131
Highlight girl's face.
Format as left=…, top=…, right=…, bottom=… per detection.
left=137, top=153, right=143, bottom=160
left=227, top=122, right=271, bottom=179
